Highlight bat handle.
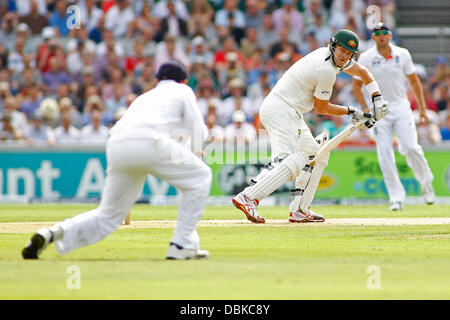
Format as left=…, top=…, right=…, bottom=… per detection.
left=363, top=112, right=372, bottom=118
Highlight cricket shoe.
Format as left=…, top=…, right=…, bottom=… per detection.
left=166, top=242, right=210, bottom=260
left=289, top=208, right=325, bottom=223
left=232, top=193, right=264, bottom=223
left=389, top=201, right=403, bottom=211
left=22, top=228, right=52, bottom=259
left=422, top=183, right=435, bottom=205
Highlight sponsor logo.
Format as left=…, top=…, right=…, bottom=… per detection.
left=347, top=40, right=357, bottom=48
left=321, top=90, right=330, bottom=95
left=317, top=172, right=336, bottom=191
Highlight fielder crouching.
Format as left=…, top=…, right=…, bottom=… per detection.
left=23, top=61, right=212, bottom=260
left=232, top=29, right=389, bottom=224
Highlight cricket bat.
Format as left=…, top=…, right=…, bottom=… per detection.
left=310, top=114, right=371, bottom=166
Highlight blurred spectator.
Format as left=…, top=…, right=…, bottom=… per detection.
left=272, top=0, right=304, bottom=34
left=318, top=115, right=347, bottom=139
left=49, top=0, right=70, bottom=37
left=244, top=0, right=264, bottom=29
left=188, top=36, right=214, bottom=69
left=25, top=109, right=56, bottom=146
left=0, top=112, right=21, bottom=141
left=215, top=0, right=246, bottom=29
left=15, top=0, right=47, bottom=17
left=269, top=27, right=298, bottom=59
left=82, top=94, right=108, bottom=127
left=247, top=71, right=273, bottom=107
left=105, top=83, right=126, bottom=121
left=0, top=81, right=12, bottom=112
left=59, top=96, right=82, bottom=129
left=80, top=109, right=109, bottom=143
left=153, top=0, right=189, bottom=21
left=305, top=13, right=333, bottom=47
left=257, top=13, right=278, bottom=52
left=3, top=96, right=28, bottom=137
left=196, top=78, right=222, bottom=119
left=219, top=78, right=255, bottom=125
left=187, top=0, right=215, bottom=37
left=131, top=60, right=156, bottom=94
left=160, top=0, right=188, bottom=39
left=79, top=0, right=104, bottom=33
left=206, top=113, right=225, bottom=143
left=18, top=0, right=48, bottom=35
left=7, top=35, right=27, bottom=75
left=414, top=109, right=442, bottom=144
left=154, top=35, right=190, bottom=70
left=0, top=12, right=19, bottom=51
left=225, top=110, right=256, bottom=143
left=303, top=0, right=328, bottom=28
left=18, top=84, right=43, bottom=118
left=409, top=79, right=438, bottom=113
left=329, top=0, right=364, bottom=35
left=42, top=56, right=70, bottom=94
left=125, top=39, right=147, bottom=74
left=240, top=27, right=260, bottom=59
left=104, top=0, right=135, bottom=38
left=37, top=30, right=66, bottom=73
left=433, top=82, right=449, bottom=113
left=54, top=111, right=82, bottom=145
left=440, top=114, right=450, bottom=140
left=38, top=97, right=60, bottom=128
left=101, top=67, right=132, bottom=102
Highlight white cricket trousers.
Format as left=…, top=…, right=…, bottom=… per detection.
left=53, top=137, right=212, bottom=255
left=373, top=107, right=433, bottom=202
left=260, top=93, right=320, bottom=158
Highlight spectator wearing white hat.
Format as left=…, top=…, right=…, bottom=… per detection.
left=219, top=77, right=255, bottom=126
left=225, top=110, right=256, bottom=143
left=189, top=36, right=214, bottom=68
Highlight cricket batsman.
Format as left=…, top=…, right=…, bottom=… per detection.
left=232, top=29, right=390, bottom=223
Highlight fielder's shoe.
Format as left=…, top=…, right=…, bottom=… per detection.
left=289, top=208, right=325, bottom=223
left=232, top=193, right=264, bottom=223
left=22, top=228, right=52, bottom=259
left=422, top=183, right=435, bottom=205
left=166, top=242, right=210, bottom=260
left=389, top=201, right=403, bottom=211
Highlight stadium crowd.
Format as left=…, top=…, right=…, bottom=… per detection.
left=0, top=0, right=449, bottom=146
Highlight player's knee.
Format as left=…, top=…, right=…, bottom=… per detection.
left=280, top=151, right=309, bottom=180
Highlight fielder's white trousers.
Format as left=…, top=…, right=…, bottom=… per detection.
left=260, top=93, right=320, bottom=159
left=53, top=137, right=212, bottom=255
left=373, top=105, right=433, bottom=202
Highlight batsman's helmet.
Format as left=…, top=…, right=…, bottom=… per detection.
left=329, top=29, right=359, bottom=54
left=156, top=60, right=187, bottom=82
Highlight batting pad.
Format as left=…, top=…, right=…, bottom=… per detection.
left=244, top=152, right=308, bottom=201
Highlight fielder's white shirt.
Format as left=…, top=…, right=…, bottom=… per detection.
left=110, top=80, right=208, bottom=143
left=354, top=43, right=415, bottom=109
left=270, top=47, right=342, bottom=113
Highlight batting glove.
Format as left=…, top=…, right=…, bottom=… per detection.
left=347, top=106, right=374, bottom=128
left=372, top=94, right=390, bottom=121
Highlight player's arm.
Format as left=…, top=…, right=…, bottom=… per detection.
left=352, top=78, right=370, bottom=113
left=407, top=73, right=429, bottom=124
left=344, top=62, right=389, bottom=121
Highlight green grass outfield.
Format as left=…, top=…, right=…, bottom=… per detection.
left=1, top=203, right=449, bottom=300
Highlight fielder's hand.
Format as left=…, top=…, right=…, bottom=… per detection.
left=372, top=94, right=390, bottom=121
left=347, top=106, right=375, bottom=129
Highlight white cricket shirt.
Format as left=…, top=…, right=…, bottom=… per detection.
left=270, top=47, right=341, bottom=113
left=110, top=80, right=208, bottom=142
left=354, top=43, right=415, bottom=107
